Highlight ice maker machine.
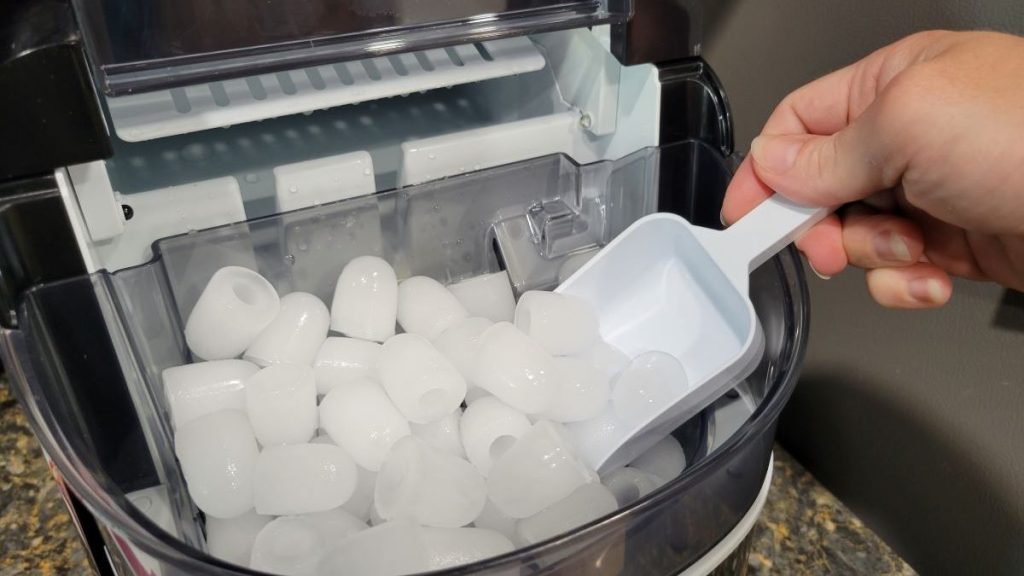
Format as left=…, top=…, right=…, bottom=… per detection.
left=0, top=1, right=810, bottom=574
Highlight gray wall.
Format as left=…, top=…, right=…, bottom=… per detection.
left=701, top=3, right=1024, bottom=574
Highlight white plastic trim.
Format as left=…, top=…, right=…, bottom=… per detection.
left=107, top=38, right=546, bottom=142
left=66, top=161, right=125, bottom=242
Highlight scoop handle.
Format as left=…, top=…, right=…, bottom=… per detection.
left=698, top=195, right=830, bottom=290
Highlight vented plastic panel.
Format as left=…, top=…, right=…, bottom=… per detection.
left=108, top=38, right=546, bottom=142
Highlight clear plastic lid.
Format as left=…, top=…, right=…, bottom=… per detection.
left=72, top=0, right=627, bottom=95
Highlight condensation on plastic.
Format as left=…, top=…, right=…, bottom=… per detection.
left=3, top=141, right=809, bottom=576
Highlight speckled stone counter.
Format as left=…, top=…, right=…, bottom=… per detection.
left=1, top=379, right=915, bottom=576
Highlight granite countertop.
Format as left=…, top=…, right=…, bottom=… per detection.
left=0, top=380, right=915, bottom=576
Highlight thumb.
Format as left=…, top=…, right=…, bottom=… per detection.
left=749, top=128, right=902, bottom=207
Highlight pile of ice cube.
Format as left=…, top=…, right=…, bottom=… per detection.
left=166, top=256, right=689, bottom=576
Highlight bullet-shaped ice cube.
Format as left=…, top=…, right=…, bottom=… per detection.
left=206, top=510, right=272, bottom=567
left=185, top=266, right=281, bottom=360
left=374, top=437, right=486, bottom=528
left=628, top=434, right=686, bottom=482
left=601, top=466, right=662, bottom=507
left=312, top=337, right=381, bottom=395
left=411, top=409, right=466, bottom=458
left=433, top=317, right=493, bottom=382
left=245, top=364, right=318, bottom=446
left=340, top=466, right=377, bottom=521
left=472, top=499, right=518, bottom=541
left=378, top=333, right=466, bottom=424
left=581, top=340, right=631, bottom=382
left=460, top=396, right=531, bottom=476
left=611, top=352, right=689, bottom=425
left=419, top=525, right=515, bottom=569
left=250, top=509, right=366, bottom=576
left=175, top=410, right=258, bottom=519
left=447, top=271, right=516, bottom=323
left=318, top=379, right=410, bottom=471
left=463, top=385, right=492, bottom=405
left=245, top=292, right=330, bottom=367
left=253, top=444, right=357, bottom=515
left=487, top=421, right=598, bottom=518
left=397, top=276, right=468, bottom=339
left=473, top=322, right=555, bottom=414
left=514, top=291, right=599, bottom=356
left=315, top=521, right=428, bottom=576
left=316, top=521, right=514, bottom=575
left=331, top=256, right=398, bottom=342
left=514, top=483, right=617, bottom=546
left=162, top=359, right=258, bottom=429
left=541, top=356, right=610, bottom=423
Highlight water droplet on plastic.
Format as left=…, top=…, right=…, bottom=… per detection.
left=428, top=154, right=436, bottom=160
left=473, top=164, right=480, bottom=170
left=298, top=243, right=309, bottom=251
left=433, top=204, right=441, bottom=212
left=363, top=168, right=371, bottom=176
left=289, top=186, right=298, bottom=194
left=285, top=254, right=296, bottom=265
left=302, top=110, right=314, bottom=116
left=244, top=173, right=259, bottom=183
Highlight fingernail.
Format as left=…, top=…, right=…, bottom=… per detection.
left=719, top=209, right=728, bottom=226
left=908, top=278, right=946, bottom=304
left=874, top=232, right=913, bottom=262
left=750, top=135, right=800, bottom=172
left=808, top=261, right=831, bottom=280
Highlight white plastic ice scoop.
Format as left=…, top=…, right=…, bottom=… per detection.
left=557, top=195, right=828, bottom=473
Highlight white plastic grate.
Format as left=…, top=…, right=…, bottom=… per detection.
left=108, top=37, right=546, bottom=142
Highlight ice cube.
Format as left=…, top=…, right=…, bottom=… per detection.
left=628, top=434, right=686, bottom=482
left=331, top=256, right=398, bottom=342
left=206, top=510, right=271, bottom=567
left=487, top=421, right=598, bottom=518
left=304, top=507, right=368, bottom=541
left=316, top=521, right=514, bottom=576
left=473, top=322, right=556, bottom=414
left=446, top=271, right=516, bottom=323
left=174, top=410, right=258, bottom=519
left=250, top=510, right=365, bottom=576
left=433, top=317, right=494, bottom=382
left=315, top=521, right=429, bottom=576
left=312, top=337, right=381, bottom=395
left=420, top=525, right=515, bottom=569
left=185, top=266, right=281, bottom=360
left=463, top=386, right=492, bottom=405
left=245, top=292, right=330, bottom=367
left=245, top=364, right=318, bottom=446
left=472, top=499, right=518, bottom=541
left=514, top=291, right=598, bottom=356
left=397, top=276, right=469, bottom=339
left=601, top=466, right=662, bottom=507
left=374, top=437, right=486, bottom=528
left=411, top=409, right=466, bottom=458
left=581, top=340, right=631, bottom=382
left=311, top=433, right=335, bottom=445
left=162, top=359, right=258, bottom=429
left=318, top=379, right=410, bottom=471
left=253, top=444, right=357, bottom=515
left=340, top=466, right=377, bottom=521
left=460, top=396, right=531, bottom=476
left=514, top=483, right=617, bottom=546
left=540, top=356, right=610, bottom=423
left=377, top=333, right=466, bottom=424
left=610, top=352, right=689, bottom=425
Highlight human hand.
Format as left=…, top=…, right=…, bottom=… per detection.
left=723, top=30, right=1024, bottom=308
